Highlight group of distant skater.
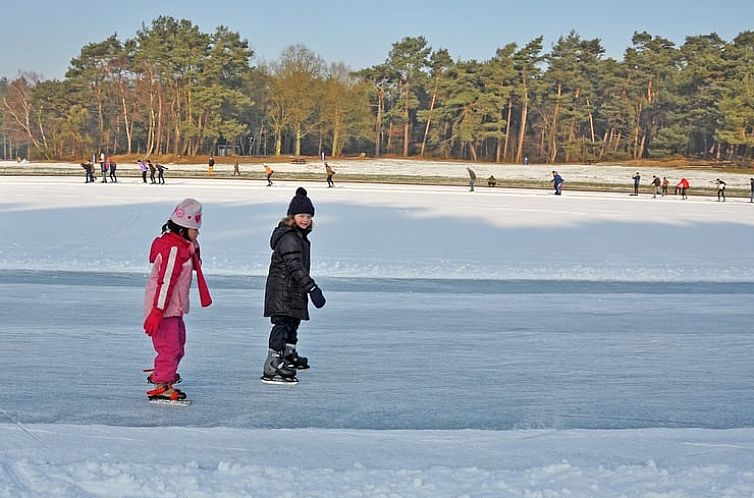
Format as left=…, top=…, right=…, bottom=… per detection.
left=80, top=152, right=119, bottom=184
left=632, top=172, right=753, bottom=202
left=261, top=161, right=336, bottom=188
left=465, top=165, right=753, bottom=202
left=80, top=153, right=167, bottom=184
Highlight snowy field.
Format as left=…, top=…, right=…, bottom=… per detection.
left=1, top=174, right=754, bottom=497
left=4, top=157, right=754, bottom=190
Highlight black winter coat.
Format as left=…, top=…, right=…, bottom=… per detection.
left=263, top=221, right=315, bottom=320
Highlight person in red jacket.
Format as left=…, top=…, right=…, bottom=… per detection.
left=676, top=178, right=690, bottom=200
left=143, top=198, right=212, bottom=402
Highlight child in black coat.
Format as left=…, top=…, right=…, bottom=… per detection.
left=261, top=187, right=326, bottom=384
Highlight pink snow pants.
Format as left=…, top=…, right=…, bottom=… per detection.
left=151, top=316, right=186, bottom=384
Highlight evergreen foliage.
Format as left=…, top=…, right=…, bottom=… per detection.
left=1, top=18, right=753, bottom=162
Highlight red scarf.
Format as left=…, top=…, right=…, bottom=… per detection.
left=192, top=248, right=213, bottom=307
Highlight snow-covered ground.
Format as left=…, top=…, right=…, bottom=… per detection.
left=1, top=174, right=753, bottom=497
left=4, top=157, right=754, bottom=189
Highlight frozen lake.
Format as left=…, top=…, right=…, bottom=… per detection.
left=2, top=270, right=752, bottom=430
left=2, top=175, right=754, bottom=497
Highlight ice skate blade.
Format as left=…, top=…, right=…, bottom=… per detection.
left=148, top=398, right=192, bottom=407
left=260, top=375, right=298, bottom=385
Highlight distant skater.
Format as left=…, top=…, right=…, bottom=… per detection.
left=487, top=175, right=496, bottom=188
left=466, top=167, right=477, bottom=192
left=156, top=163, right=167, bottom=184
left=715, top=179, right=726, bottom=202
left=208, top=156, right=215, bottom=176
left=325, top=162, right=335, bottom=188
left=552, top=170, right=564, bottom=195
left=676, top=178, right=690, bottom=199
left=149, top=160, right=157, bottom=184
left=750, top=178, right=754, bottom=203
left=100, top=159, right=109, bottom=183
left=265, top=163, right=274, bottom=186
left=651, top=175, right=661, bottom=199
left=108, top=158, right=118, bottom=183
left=81, top=160, right=95, bottom=183
left=138, top=159, right=148, bottom=183
left=661, top=177, right=669, bottom=197
left=631, top=172, right=641, bottom=196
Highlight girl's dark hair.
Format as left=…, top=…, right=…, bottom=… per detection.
left=162, top=219, right=190, bottom=239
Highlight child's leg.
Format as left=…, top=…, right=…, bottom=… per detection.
left=269, top=316, right=298, bottom=351
left=151, top=316, right=183, bottom=383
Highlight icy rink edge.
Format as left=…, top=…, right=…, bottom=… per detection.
left=1, top=424, right=754, bottom=497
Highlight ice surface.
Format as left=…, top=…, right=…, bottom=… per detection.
left=1, top=174, right=753, bottom=497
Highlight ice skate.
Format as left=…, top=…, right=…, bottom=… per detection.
left=284, top=344, right=310, bottom=370
left=147, top=383, right=191, bottom=406
left=261, top=349, right=298, bottom=385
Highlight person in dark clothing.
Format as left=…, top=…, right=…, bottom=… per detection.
left=661, top=177, right=669, bottom=197
left=631, top=172, right=640, bottom=195
left=487, top=175, right=496, bottom=187
left=651, top=175, right=661, bottom=199
left=552, top=171, right=564, bottom=195
left=149, top=160, right=157, bottom=184
left=108, top=158, right=118, bottom=183
left=156, top=163, right=167, bottom=184
left=750, top=178, right=754, bottom=203
left=715, top=179, right=726, bottom=202
left=208, top=156, right=215, bottom=175
left=81, top=161, right=95, bottom=183
left=261, top=187, right=326, bottom=384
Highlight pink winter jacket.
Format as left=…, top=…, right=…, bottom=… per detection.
left=144, top=232, right=212, bottom=318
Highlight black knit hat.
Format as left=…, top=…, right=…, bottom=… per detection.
left=287, top=187, right=315, bottom=216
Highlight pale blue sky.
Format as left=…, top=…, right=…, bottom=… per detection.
left=1, top=0, right=752, bottom=80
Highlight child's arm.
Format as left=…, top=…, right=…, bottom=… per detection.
left=144, top=240, right=189, bottom=335
left=277, top=234, right=315, bottom=291
left=151, top=244, right=188, bottom=311
left=277, top=234, right=326, bottom=308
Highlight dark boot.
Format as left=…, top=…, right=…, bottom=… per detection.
left=261, top=349, right=298, bottom=384
left=285, top=344, right=310, bottom=370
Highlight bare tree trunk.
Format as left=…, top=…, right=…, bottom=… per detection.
left=549, top=82, right=562, bottom=163
left=386, top=122, right=393, bottom=154
left=155, top=85, right=164, bottom=155
left=638, top=132, right=647, bottom=159
left=586, top=98, right=596, bottom=143
left=295, top=124, right=302, bottom=156
left=421, top=75, right=439, bottom=157
left=402, top=81, right=410, bottom=156
left=120, top=88, right=132, bottom=154
left=374, top=82, right=384, bottom=157
left=515, top=95, right=528, bottom=164
left=502, top=99, right=513, bottom=162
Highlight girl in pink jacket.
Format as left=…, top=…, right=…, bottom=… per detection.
left=144, top=198, right=212, bottom=402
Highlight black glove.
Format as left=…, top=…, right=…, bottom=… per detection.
left=309, top=286, right=326, bottom=308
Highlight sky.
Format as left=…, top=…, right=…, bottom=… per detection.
left=1, top=0, right=752, bottom=81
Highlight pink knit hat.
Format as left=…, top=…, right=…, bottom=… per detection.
left=170, top=198, right=203, bottom=229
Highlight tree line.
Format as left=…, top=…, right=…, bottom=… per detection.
left=1, top=16, right=753, bottom=163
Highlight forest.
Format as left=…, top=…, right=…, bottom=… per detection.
left=1, top=16, right=753, bottom=164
